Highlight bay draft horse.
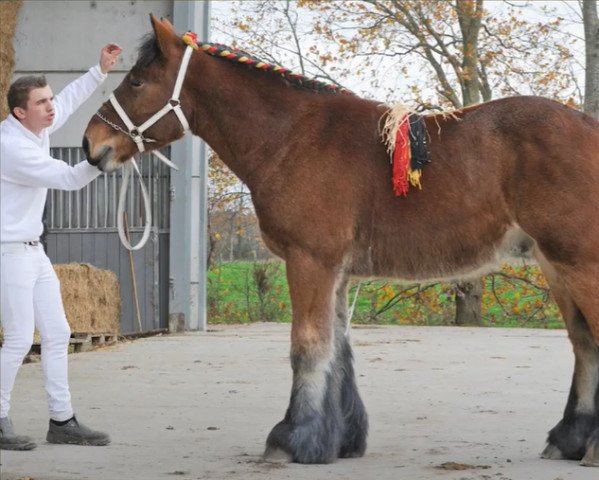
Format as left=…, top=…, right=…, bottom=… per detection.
left=83, top=16, right=599, bottom=466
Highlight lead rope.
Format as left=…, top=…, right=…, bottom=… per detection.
left=117, top=158, right=150, bottom=251
left=116, top=152, right=178, bottom=251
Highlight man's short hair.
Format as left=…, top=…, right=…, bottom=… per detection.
left=7, top=75, right=48, bottom=117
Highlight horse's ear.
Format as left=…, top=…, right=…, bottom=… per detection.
left=161, top=17, right=175, bottom=30
left=149, top=14, right=177, bottom=55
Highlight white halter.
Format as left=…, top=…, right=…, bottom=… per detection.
left=96, top=45, right=195, bottom=250
left=107, top=45, right=194, bottom=157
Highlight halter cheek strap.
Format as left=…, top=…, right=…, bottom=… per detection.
left=106, top=45, right=194, bottom=154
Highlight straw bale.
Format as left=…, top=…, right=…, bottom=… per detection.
left=0, top=0, right=21, bottom=120
left=53, top=263, right=121, bottom=334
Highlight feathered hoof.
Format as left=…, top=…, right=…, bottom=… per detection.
left=540, top=443, right=564, bottom=460
left=264, top=418, right=341, bottom=464
left=262, top=445, right=293, bottom=463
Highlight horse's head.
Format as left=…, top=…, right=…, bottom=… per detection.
left=83, top=16, right=192, bottom=172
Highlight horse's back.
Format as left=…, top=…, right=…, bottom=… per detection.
left=347, top=96, right=598, bottom=279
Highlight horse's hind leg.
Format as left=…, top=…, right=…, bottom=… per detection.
left=537, top=254, right=599, bottom=467
left=333, top=275, right=368, bottom=458
left=264, top=252, right=344, bottom=464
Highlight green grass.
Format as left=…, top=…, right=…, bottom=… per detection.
left=208, top=262, right=291, bottom=324
left=207, top=261, right=564, bottom=328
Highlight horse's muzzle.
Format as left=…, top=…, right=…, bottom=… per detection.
left=83, top=136, right=112, bottom=171
left=82, top=135, right=92, bottom=161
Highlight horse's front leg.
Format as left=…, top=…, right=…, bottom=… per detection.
left=264, top=253, right=344, bottom=464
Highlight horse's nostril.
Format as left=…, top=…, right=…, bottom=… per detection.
left=82, top=136, right=91, bottom=160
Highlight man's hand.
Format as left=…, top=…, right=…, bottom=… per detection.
left=100, top=43, right=123, bottom=74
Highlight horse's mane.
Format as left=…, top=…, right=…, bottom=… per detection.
left=137, top=34, right=161, bottom=68
left=136, top=34, right=353, bottom=96
left=197, top=43, right=354, bottom=96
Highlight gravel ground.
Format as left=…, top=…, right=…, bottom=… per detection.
left=1, top=323, right=595, bottom=480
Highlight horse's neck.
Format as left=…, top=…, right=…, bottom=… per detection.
left=188, top=56, right=306, bottom=188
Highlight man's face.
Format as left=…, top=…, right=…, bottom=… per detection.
left=14, top=85, right=55, bottom=135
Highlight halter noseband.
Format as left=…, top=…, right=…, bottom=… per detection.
left=96, top=36, right=196, bottom=155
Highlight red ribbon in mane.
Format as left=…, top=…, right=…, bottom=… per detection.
left=392, top=116, right=411, bottom=197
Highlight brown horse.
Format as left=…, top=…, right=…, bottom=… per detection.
left=83, top=16, right=599, bottom=466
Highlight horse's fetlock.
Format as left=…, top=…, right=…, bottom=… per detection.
left=546, top=416, right=597, bottom=461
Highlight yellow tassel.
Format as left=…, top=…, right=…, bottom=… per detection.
left=408, top=169, right=423, bottom=189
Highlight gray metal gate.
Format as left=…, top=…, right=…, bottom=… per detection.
left=45, top=148, right=171, bottom=334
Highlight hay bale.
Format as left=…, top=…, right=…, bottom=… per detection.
left=0, top=0, right=21, bottom=120
left=0, top=263, right=120, bottom=345
left=54, top=263, right=121, bottom=334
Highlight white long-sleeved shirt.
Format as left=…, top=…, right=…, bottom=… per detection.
left=0, top=65, right=106, bottom=242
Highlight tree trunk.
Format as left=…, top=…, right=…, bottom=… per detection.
left=456, top=0, right=484, bottom=105
left=583, top=0, right=599, bottom=118
left=454, top=279, right=484, bottom=325
left=454, top=0, right=485, bottom=326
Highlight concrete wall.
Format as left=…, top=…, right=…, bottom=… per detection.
left=13, top=0, right=171, bottom=147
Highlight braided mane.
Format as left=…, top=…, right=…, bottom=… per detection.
left=137, top=35, right=352, bottom=96
left=197, top=42, right=353, bottom=96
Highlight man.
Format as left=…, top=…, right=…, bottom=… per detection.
left=0, top=43, right=122, bottom=450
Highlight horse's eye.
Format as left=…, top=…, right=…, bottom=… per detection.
left=130, top=78, right=143, bottom=88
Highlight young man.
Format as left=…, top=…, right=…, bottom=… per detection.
left=0, top=43, right=122, bottom=450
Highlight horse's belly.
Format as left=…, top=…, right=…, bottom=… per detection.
left=350, top=224, right=534, bottom=282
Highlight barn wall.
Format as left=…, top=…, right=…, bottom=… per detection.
left=13, top=0, right=172, bottom=147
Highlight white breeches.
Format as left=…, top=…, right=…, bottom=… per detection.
left=0, top=242, right=73, bottom=421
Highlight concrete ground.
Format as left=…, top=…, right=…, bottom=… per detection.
left=0, top=323, right=595, bottom=480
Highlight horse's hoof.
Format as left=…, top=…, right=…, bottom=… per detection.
left=339, top=450, right=365, bottom=459
left=263, top=445, right=293, bottom=463
left=580, top=457, right=599, bottom=467
left=265, top=416, right=340, bottom=464
left=541, top=443, right=564, bottom=460
left=581, top=441, right=599, bottom=467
